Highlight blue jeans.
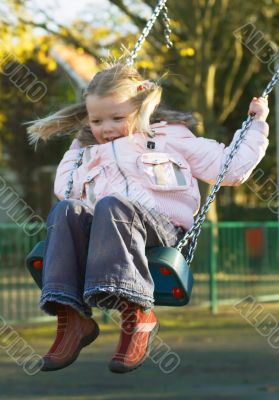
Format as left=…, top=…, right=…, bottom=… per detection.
left=40, top=194, right=185, bottom=317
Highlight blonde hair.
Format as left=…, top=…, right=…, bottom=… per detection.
left=27, top=63, right=195, bottom=147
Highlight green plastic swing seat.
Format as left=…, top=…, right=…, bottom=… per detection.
left=26, top=241, right=194, bottom=306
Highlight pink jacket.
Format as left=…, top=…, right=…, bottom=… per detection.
left=54, top=120, right=269, bottom=229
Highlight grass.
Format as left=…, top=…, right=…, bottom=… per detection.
left=1, top=304, right=279, bottom=399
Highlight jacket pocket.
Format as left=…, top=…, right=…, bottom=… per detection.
left=81, top=166, right=107, bottom=204
left=137, top=152, right=191, bottom=191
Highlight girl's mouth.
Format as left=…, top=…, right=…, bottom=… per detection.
left=106, top=136, right=121, bottom=142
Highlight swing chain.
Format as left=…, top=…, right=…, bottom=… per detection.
left=176, top=68, right=279, bottom=265
left=177, top=119, right=255, bottom=263
left=126, top=0, right=172, bottom=65
left=161, top=4, right=173, bottom=48
left=64, top=149, right=84, bottom=199
left=261, top=68, right=279, bottom=98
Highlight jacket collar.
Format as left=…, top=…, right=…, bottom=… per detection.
left=150, top=120, right=168, bottom=129
left=133, top=121, right=168, bottom=138
left=150, top=120, right=168, bottom=133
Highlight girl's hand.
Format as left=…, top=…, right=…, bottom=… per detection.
left=248, top=96, right=269, bottom=121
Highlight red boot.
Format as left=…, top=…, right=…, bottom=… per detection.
left=108, top=302, right=159, bottom=373
left=41, top=304, right=99, bottom=371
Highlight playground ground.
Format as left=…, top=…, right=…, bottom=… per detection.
left=1, top=303, right=279, bottom=400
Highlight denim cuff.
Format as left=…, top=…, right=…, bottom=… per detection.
left=40, top=290, right=92, bottom=318
left=84, top=285, right=154, bottom=310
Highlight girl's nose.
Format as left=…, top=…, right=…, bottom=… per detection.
left=103, top=125, right=113, bottom=134
left=102, top=121, right=113, bottom=133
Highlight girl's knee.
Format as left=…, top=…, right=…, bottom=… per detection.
left=95, top=195, right=131, bottom=215
left=51, top=200, right=72, bottom=214
left=49, top=199, right=86, bottom=220
left=94, top=196, right=138, bottom=228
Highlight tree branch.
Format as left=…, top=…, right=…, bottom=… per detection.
left=221, top=40, right=243, bottom=111
left=217, top=56, right=259, bottom=124
left=16, top=16, right=102, bottom=59
left=109, top=0, right=147, bottom=28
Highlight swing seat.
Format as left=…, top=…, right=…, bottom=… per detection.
left=26, top=242, right=194, bottom=306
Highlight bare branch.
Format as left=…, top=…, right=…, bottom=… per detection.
left=217, top=57, right=259, bottom=124
left=222, top=40, right=243, bottom=110
left=16, top=16, right=101, bottom=58
left=108, top=0, right=147, bottom=28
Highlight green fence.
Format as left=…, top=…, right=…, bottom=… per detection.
left=0, top=223, right=46, bottom=323
left=0, top=221, right=279, bottom=323
left=192, top=221, right=279, bottom=312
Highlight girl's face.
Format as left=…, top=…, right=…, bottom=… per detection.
left=86, top=94, right=137, bottom=144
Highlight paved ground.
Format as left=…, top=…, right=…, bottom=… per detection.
left=1, top=304, right=279, bottom=400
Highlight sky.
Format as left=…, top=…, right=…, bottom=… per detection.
left=17, top=0, right=152, bottom=37
left=0, top=0, right=152, bottom=37
left=29, top=0, right=111, bottom=25
left=0, top=0, right=117, bottom=36
left=23, top=0, right=151, bottom=29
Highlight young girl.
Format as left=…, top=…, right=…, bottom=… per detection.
left=28, top=63, right=269, bottom=374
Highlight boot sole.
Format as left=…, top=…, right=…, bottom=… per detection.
left=108, top=321, right=160, bottom=374
left=41, top=324, right=100, bottom=372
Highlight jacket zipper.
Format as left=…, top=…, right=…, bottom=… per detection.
left=111, top=141, right=129, bottom=196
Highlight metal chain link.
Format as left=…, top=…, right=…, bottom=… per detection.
left=64, top=149, right=84, bottom=199
left=161, top=4, right=173, bottom=48
left=126, top=0, right=171, bottom=65
left=176, top=68, right=279, bottom=265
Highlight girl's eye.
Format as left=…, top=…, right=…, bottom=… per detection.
left=91, top=120, right=100, bottom=124
left=114, top=116, right=124, bottom=121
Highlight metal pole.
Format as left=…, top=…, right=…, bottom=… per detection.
left=275, top=60, right=279, bottom=219
left=209, top=222, right=218, bottom=314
